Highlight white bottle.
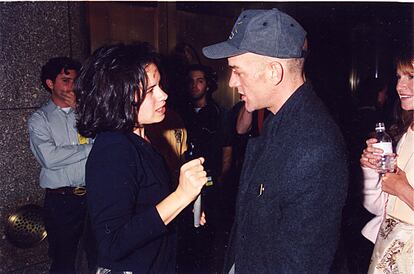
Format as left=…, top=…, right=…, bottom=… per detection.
left=372, top=122, right=394, bottom=173
left=372, top=122, right=393, bottom=154
left=186, top=142, right=202, bottom=228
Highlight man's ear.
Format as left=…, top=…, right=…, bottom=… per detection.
left=268, top=61, right=283, bottom=86
left=46, top=79, right=54, bottom=91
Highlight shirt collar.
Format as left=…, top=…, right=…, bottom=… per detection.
left=48, top=100, right=74, bottom=114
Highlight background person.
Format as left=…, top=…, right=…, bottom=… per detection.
left=163, top=42, right=201, bottom=114
left=28, top=57, right=96, bottom=273
left=75, top=42, right=207, bottom=273
left=177, top=63, right=232, bottom=273
left=182, top=63, right=232, bottom=185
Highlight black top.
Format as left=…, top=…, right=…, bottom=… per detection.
left=225, top=82, right=349, bottom=273
left=86, top=131, right=176, bottom=273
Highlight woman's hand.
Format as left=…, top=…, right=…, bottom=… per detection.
left=360, top=138, right=383, bottom=169
left=382, top=168, right=414, bottom=211
left=156, top=157, right=207, bottom=225
left=382, top=168, right=410, bottom=196
left=200, top=212, right=206, bottom=226
left=176, top=157, right=208, bottom=203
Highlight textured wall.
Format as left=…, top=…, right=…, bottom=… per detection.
left=0, top=2, right=88, bottom=273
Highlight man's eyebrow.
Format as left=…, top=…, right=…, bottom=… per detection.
left=229, top=65, right=239, bottom=70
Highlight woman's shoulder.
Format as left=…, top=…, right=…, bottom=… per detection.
left=88, top=132, right=140, bottom=167
left=95, top=131, right=132, bottom=143
left=92, top=131, right=138, bottom=153
left=94, top=131, right=153, bottom=156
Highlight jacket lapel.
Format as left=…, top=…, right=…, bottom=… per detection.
left=235, top=83, right=309, bottom=224
left=236, top=112, right=284, bottom=221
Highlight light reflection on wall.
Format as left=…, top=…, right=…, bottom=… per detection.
left=349, top=68, right=359, bottom=94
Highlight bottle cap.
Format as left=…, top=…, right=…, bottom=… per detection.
left=375, top=122, right=385, bottom=131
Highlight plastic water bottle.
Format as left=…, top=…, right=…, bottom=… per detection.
left=372, top=122, right=395, bottom=174
left=185, top=142, right=202, bottom=228
left=185, top=142, right=196, bottom=161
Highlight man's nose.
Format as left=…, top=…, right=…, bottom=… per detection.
left=229, top=72, right=237, bottom=88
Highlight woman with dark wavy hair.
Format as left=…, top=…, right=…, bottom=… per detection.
left=360, top=49, right=413, bottom=274
left=75, top=42, right=207, bottom=273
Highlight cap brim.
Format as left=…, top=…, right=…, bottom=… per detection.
left=202, top=41, right=248, bottom=59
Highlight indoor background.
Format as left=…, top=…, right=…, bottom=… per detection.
left=0, top=1, right=412, bottom=273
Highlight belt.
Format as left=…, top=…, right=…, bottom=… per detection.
left=46, top=186, right=86, bottom=196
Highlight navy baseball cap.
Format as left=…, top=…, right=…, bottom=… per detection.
left=202, top=9, right=307, bottom=59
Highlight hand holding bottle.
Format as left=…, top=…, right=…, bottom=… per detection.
left=360, top=123, right=396, bottom=173
left=361, top=138, right=383, bottom=169
left=184, top=141, right=208, bottom=227
left=372, top=122, right=396, bottom=174
left=156, top=158, right=207, bottom=226
left=361, top=138, right=397, bottom=171
left=176, top=158, right=208, bottom=204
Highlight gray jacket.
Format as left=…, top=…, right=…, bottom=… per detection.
left=225, top=83, right=348, bottom=274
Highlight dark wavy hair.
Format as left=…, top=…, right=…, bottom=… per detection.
left=41, top=57, right=81, bottom=93
left=75, top=42, right=160, bottom=138
left=186, top=64, right=218, bottom=94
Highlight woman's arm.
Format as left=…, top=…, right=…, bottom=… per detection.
left=362, top=166, right=387, bottom=215
left=88, top=140, right=206, bottom=260
left=156, top=158, right=207, bottom=225
left=382, top=168, right=414, bottom=211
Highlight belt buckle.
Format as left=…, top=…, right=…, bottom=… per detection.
left=73, top=187, right=86, bottom=196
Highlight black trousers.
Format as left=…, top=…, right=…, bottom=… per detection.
left=43, top=191, right=97, bottom=273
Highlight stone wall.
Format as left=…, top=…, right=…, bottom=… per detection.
left=0, top=2, right=88, bottom=272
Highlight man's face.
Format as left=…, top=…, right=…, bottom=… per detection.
left=228, top=53, right=271, bottom=112
left=188, top=70, right=208, bottom=101
left=48, top=69, right=77, bottom=108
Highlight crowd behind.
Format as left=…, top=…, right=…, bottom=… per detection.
left=27, top=8, right=413, bottom=274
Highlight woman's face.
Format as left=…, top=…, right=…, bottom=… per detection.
left=396, top=62, right=414, bottom=111
left=137, top=63, right=168, bottom=125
